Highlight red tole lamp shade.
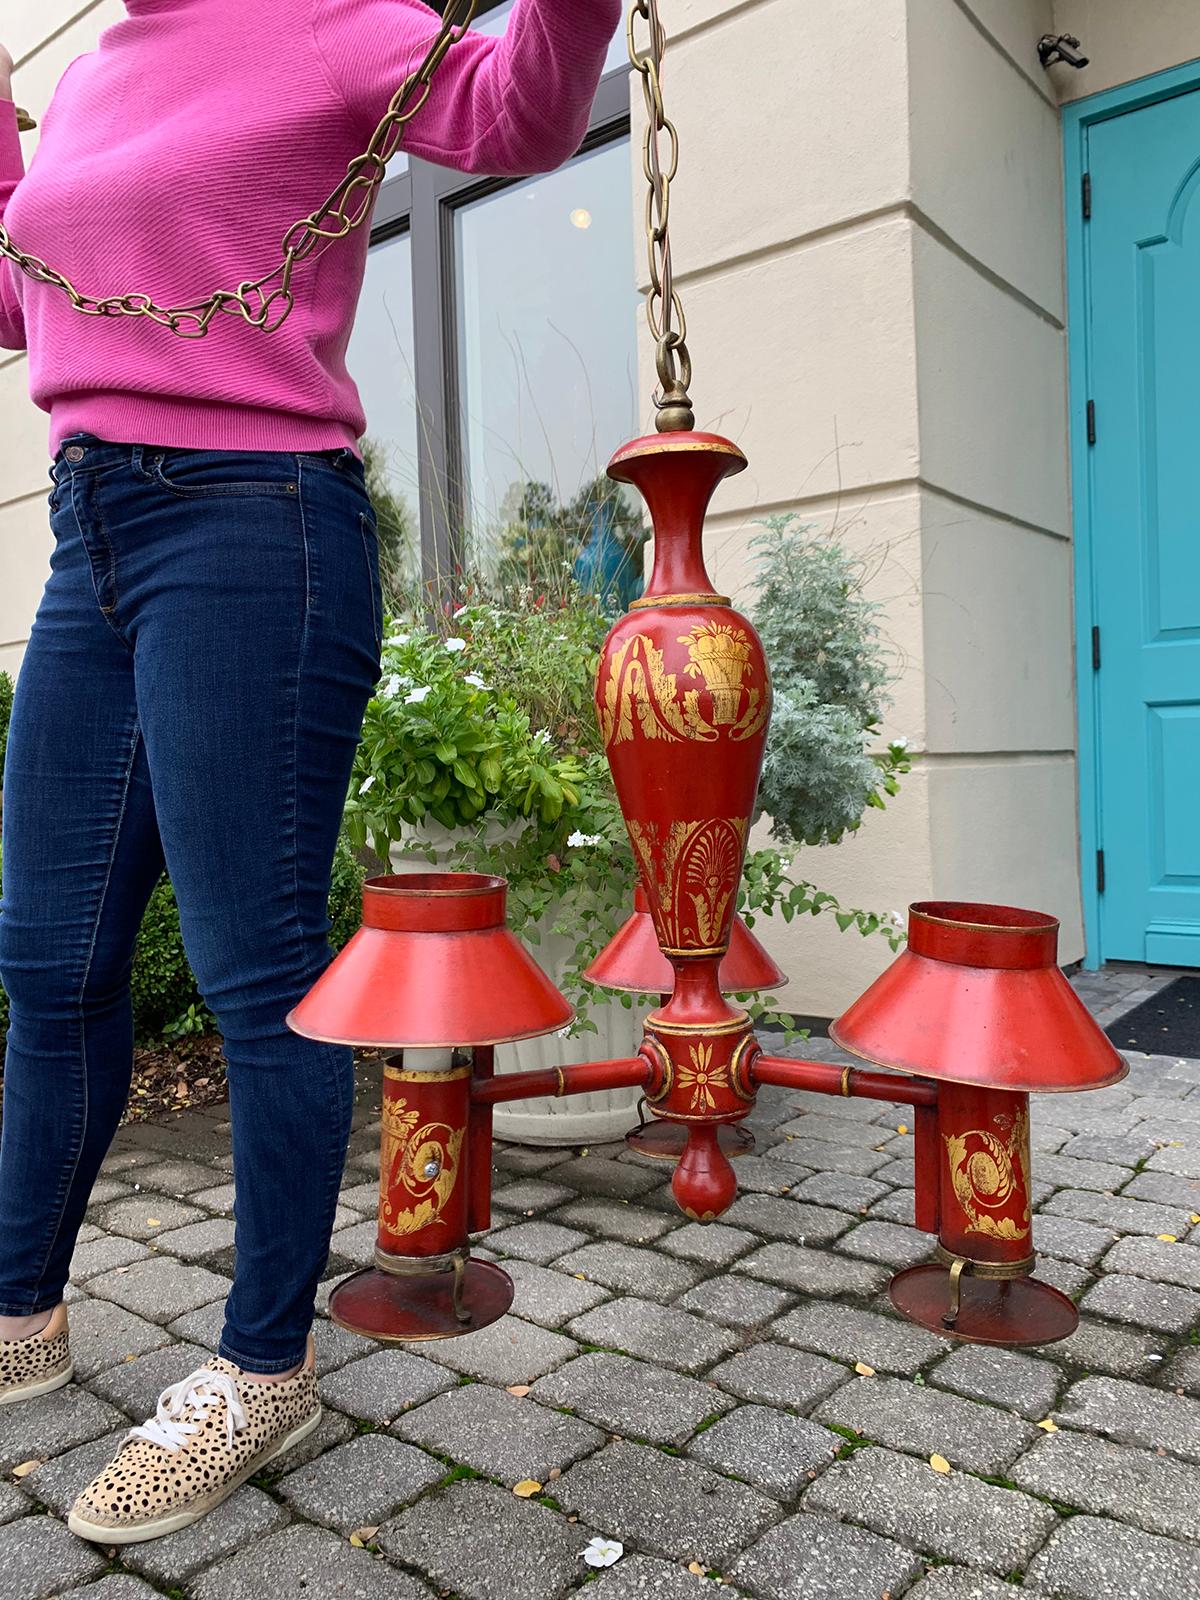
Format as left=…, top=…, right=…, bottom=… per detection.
left=288, top=873, right=573, bottom=1049
left=586, top=886, right=788, bottom=996
left=830, top=902, right=1126, bottom=1093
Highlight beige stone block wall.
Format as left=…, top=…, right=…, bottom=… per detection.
left=928, top=756, right=1083, bottom=953
left=1052, top=0, right=1200, bottom=101
left=918, top=490, right=1075, bottom=756
left=646, top=0, right=1089, bottom=1012
left=911, top=1, right=1079, bottom=964
left=962, top=0, right=1055, bottom=86
left=909, top=0, right=1060, bottom=314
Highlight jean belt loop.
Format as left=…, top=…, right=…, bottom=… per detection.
left=131, top=444, right=145, bottom=475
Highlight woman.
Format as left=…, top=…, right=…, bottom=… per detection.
left=0, top=0, right=618, bottom=1544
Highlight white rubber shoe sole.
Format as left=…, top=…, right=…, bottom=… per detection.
left=0, top=1362, right=74, bottom=1407
left=67, top=1403, right=323, bottom=1546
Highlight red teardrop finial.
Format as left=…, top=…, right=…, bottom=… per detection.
left=671, top=1124, right=738, bottom=1221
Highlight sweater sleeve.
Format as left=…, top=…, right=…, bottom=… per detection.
left=0, top=100, right=26, bottom=351
left=312, top=0, right=622, bottom=177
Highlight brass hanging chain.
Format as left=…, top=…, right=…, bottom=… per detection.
left=0, top=0, right=477, bottom=338
left=4, top=0, right=697, bottom=407
left=627, top=0, right=694, bottom=432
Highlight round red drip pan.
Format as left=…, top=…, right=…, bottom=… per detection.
left=889, top=1264, right=1078, bottom=1347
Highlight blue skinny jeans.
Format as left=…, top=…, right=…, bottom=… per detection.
left=0, top=434, right=382, bottom=1372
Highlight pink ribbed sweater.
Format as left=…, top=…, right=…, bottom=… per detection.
left=0, top=0, right=620, bottom=456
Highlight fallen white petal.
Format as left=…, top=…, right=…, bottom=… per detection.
left=582, top=1537, right=623, bottom=1568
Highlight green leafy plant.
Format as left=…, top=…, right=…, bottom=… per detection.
left=130, top=877, right=210, bottom=1041
left=163, top=1003, right=210, bottom=1041
left=347, top=625, right=589, bottom=843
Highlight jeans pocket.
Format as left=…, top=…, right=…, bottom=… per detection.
left=151, top=449, right=300, bottom=500
left=360, top=511, right=383, bottom=659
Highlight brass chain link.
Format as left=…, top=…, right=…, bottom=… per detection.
left=0, top=0, right=477, bottom=338
left=3, top=0, right=697, bottom=430
left=627, top=0, right=693, bottom=432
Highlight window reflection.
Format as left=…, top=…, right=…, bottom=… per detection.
left=348, top=229, right=421, bottom=603
left=454, top=139, right=642, bottom=594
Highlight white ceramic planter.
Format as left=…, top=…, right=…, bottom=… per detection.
left=389, top=826, right=646, bottom=1146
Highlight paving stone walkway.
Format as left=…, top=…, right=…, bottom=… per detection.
left=2, top=965, right=1199, bottom=1600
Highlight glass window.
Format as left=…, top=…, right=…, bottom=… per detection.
left=475, top=0, right=629, bottom=74
left=348, top=230, right=421, bottom=601
left=454, top=138, right=642, bottom=589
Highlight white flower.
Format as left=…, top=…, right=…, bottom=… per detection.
left=358, top=775, right=377, bottom=795
left=463, top=673, right=490, bottom=690
left=534, top=728, right=552, bottom=746
left=386, top=632, right=410, bottom=647
left=567, top=831, right=603, bottom=848
left=581, top=1538, right=623, bottom=1569
left=406, top=685, right=432, bottom=704
left=889, top=909, right=906, bottom=931
left=891, top=735, right=910, bottom=752
left=444, top=637, right=468, bottom=653
left=380, top=673, right=403, bottom=699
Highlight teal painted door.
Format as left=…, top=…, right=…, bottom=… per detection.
left=1087, top=88, right=1200, bottom=965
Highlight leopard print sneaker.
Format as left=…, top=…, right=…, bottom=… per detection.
left=0, top=1304, right=73, bottom=1406
left=67, top=1339, right=320, bottom=1544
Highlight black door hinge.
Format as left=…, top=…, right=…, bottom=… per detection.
left=1096, top=849, right=1106, bottom=893
left=1091, top=625, right=1101, bottom=670
left=1086, top=399, right=1096, bottom=445
left=1082, top=172, right=1092, bottom=219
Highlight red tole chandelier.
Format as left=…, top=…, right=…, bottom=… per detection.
left=285, top=0, right=1125, bottom=1352
left=290, top=433, right=1126, bottom=1350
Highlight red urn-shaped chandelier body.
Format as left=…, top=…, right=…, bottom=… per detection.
left=596, top=432, right=772, bottom=1219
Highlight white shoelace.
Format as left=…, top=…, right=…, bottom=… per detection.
left=129, top=1368, right=248, bottom=1455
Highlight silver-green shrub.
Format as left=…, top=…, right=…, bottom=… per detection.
left=749, top=516, right=907, bottom=848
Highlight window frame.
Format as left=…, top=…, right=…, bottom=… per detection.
left=363, top=7, right=632, bottom=586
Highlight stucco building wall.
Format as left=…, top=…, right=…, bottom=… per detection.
left=656, top=0, right=1081, bottom=1012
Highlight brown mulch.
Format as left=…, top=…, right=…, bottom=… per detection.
left=124, top=1035, right=229, bottom=1122
left=0, top=1035, right=230, bottom=1128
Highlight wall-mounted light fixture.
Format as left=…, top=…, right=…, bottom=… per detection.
left=1038, top=33, right=1089, bottom=70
